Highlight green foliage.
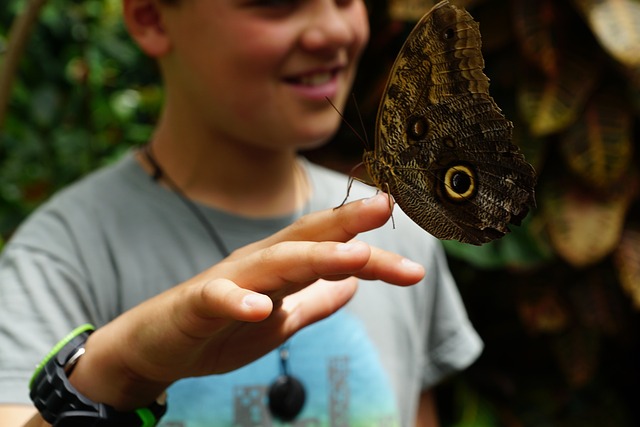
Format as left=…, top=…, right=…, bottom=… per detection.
left=441, top=215, right=554, bottom=269
left=0, top=0, right=161, bottom=239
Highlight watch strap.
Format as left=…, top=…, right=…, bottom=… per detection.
left=29, top=324, right=166, bottom=427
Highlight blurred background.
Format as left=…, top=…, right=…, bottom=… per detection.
left=1, top=0, right=639, bottom=425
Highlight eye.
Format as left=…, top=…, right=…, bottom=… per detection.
left=443, top=27, right=456, bottom=40
left=246, top=0, right=300, bottom=8
left=406, top=116, right=429, bottom=141
left=442, top=164, right=476, bottom=201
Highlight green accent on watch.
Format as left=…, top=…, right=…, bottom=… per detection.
left=137, top=407, right=160, bottom=427
left=29, top=323, right=96, bottom=389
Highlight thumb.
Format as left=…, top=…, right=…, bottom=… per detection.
left=179, top=278, right=274, bottom=339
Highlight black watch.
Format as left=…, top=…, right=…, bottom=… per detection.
left=29, top=324, right=167, bottom=427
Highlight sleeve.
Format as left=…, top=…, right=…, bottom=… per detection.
left=0, top=212, right=105, bottom=405
left=421, top=241, right=484, bottom=389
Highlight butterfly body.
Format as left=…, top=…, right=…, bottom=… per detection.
left=365, top=0, right=536, bottom=245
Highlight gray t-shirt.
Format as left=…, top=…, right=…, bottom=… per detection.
left=0, top=152, right=482, bottom=426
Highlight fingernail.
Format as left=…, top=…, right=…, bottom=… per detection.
left=362, top=193, right=385, bottom=205
left=242, top=293, right=267, bottom=308
left=401, top=258, right=423, bottom=271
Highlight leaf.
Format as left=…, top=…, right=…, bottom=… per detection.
left=622, top=65, right=640, bottom=114
left=518, top=54, right=601, bottom=136
left=552, top=327, right=600, bottom=388
left=443, top=215, right=554, bottom=270
left=110, top=89, right=141, bottom=120
left=29, top=84, right=61, bottom=127
left=542, top=177, right=636, bottom=267
left=567, top=268, right=628, bottom=336
left=471, top=1, right=514, bottom=52
left=388, top=0, right=438, bottom=21
left=388, top=0, right=488, bottom=22
left=572, top=0, right=640, bottom=68
left=517, top=284, right=570, bottom=334
left=559, top=84, right=634, bottom=190
left=613, top=226, right=640, bottom=309
left=512, top=116, right=548, bottom=171
left=513, top=0, right=562, bottom=76
left=450, top=380, right=500, bottom=427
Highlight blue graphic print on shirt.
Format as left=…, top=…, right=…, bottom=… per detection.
left=160, top=310, right=399, bottom=426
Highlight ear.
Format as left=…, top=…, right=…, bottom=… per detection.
left=123, top=0, right=171, bottom=57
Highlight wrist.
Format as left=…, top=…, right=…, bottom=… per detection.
left=29, top=325, right=168, bottom=426
left=69, top=328, right=169, bottom=412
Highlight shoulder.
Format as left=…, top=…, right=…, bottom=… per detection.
left=49, top=151, right=146, bottom=210
left=6, top=152, right=148, bottom=250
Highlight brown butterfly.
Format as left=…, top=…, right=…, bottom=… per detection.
left=361, top=0, right=537, bottom=245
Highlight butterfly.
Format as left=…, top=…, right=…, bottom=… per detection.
left=360, top=0, right=537, bottom=245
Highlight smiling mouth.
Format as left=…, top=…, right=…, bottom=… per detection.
left=286, top=68, right=340, bottom=87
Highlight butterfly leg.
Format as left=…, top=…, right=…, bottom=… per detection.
left=383, top=182, right=396, bottom=229
left=335, top=175, right=357, bottom=209
left=334, top=162, right=372, bottom=210
left=335, top=175, right=396, bottom=231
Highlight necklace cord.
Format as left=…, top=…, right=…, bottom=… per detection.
left=141, top=145, right=231, bottom=258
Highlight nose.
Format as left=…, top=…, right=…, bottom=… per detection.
left=300, top=0, right=361, bottom=53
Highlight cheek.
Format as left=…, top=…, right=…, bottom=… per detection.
left=352, top=2, right=371, bottom=55
left=218, top=31, right=292, bottom=113
left=184, top=47, right=267, bottom=114
left=227, top=21, right=292, bottom=69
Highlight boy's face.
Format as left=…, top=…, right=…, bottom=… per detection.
left=158, top=0, right=370, bottom=151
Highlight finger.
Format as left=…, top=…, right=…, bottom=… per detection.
left=220, top=240, right=372, bottom=295
left=187, top=278, right=361, bottom=375
left=356, top=246, right=425, bottom=286
left=230, top=193, right=392, bottom=258
left=215, top=240, right=424, bottom=302
left=278, top=277, right=359, bottom=336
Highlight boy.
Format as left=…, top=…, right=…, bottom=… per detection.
left=0, top=0, right=482, bottom=425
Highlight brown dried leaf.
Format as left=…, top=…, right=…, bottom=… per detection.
left=542, top=179, right=634, bottom=267
left=572, top=0, right=640, bottom=68
left=622, top=66, right=640, bottom=114
left=518, top=57, right=601, bottom=136
left=388, top=0, right=487, bottom=22
left=389, top=0, right=439, bottom=21
left=513, top=117, right=548, bottom=172
left=450, top=0, right=486, bottom=8
left=513, top=0, right=561, bottom=76
left=518, top=285, right=570, bottom=334
left=471, top=1, right=514, bottom=52
left=568, top=270, right=626, bottom=336
left=552, top=327, right=600, bottom=388
left=560, top=85, right=634, bottom=190
left=614, top=226, right=640, bottom=309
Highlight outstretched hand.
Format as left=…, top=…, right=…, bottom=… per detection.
left=70, top=193, right=425, bottom=411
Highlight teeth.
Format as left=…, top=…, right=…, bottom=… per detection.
left=298, top=71, right=333, bottom=86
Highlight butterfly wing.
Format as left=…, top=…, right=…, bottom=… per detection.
left=365, top=0, right=536, bottom=245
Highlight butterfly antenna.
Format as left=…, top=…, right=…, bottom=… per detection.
left=325, top=96, right=368, bottom=149
left=351, top=93, right=370, bottom=150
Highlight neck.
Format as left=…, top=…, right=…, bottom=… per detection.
left=138, top=116, right=310, bottom=218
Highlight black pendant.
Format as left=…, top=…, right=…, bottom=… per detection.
left=267, top=374, right=306, bottom=422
